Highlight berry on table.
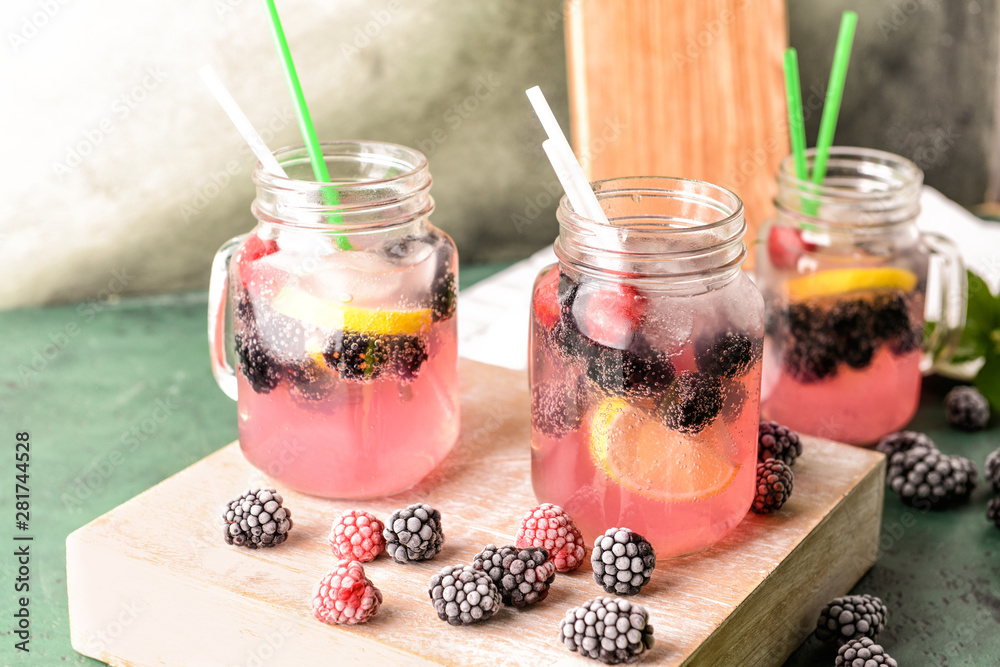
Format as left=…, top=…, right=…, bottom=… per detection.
left=312, top=560, right=382, bottom=625
left=383, top=503, right=444, bottom=563
left=985, top=448, right=1000, bottom=493
left=223, top=488, right=292, bottom=549
left=751, top=459, right=794, bottom=514
left=886, top=445, right=977, bottom=509
left=660, top=371, right=723, bottom=434
left=515, top=503, right=586, bottom=573
left=815, top=594, right=887, bottom=646
left=428, top=564, right=501, bottom=625
left=591, top=528, right=656, bottom=596
left=558, top=597, right=655, bottom=664
left=472, top=544, right=556, bottom=608
left=329, top=510, right=385, bottom=563
left=758, top=420, right=802, bottom=466
left=835, top=637, right=897, bottom=667
left=944, top=385, right=991, bottom=432
left=875, top=430, right=935, bottom=458
left=988, top=497, right=1000, bottom=529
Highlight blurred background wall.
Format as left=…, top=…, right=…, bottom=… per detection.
left=1, top=0, right=996, bottom=310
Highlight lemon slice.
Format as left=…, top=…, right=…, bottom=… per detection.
left=589, top=398, right=738, bottom=502
left=272, top=287, right=431, bottom=336
left=784, top=267, right=917, bottom=301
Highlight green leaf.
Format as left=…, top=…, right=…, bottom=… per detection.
left=955, top=270, right=999, bottom=362
left=974, top=348, right=1000, bottom=412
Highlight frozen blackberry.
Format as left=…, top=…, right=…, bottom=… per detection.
left=829, top=299, right=876, bottom=369
left=875, top=430, right=935, bottom=458
left=432, top=271, right=457, bottom=322
left=428, top=564, right=501, bottom=625
left=323, top=331, right=387, bottom=381
left=786, top=302, right=820, bottom=339
left=758, top=420, right=802, bottom=466
left=944, top=386, right=990, bottom=432
left=835, top=637, right=897, bottom=667
left=223, top=488, right=292, bottom=549
left=472, top=544, right=556, bottom=608
left=515, top=503, right=587, bottom=572
left=985, top=448, right=1000, bottom=493
left=591, top=528, right=656, bottom=596
left=584, top=340, right=676, bottom=398
left=752, top=459, right=794, bottom=514
left=558, top=597, right=655, bottom=664
left=234, top=294, right=284, bottom=393
left=988, top=497, right=1000, bottom=529
left=887, top=445, right=977, bottom=509
left=532, top=378, right=586, bottom=437
left=384, top=334, right=428, bottom=382
left=871, top=292, right=912, bottom=341
left=815, top=594, right=887, bottom=646
left=696, top=331, right=760, bottom=379
left=782, top=334, right=839, bottom=383
left=383, top=503, right=444, bottom=563
left=660, top=371, right=723, bottom=434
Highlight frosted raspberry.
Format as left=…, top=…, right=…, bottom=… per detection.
left=329, top=510, right=385, bottom=563
left=514, top=503, right=586, bottom=572
left=312, top=561, right=382, bottom=625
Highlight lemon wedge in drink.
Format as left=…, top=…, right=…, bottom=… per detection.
left=272, top=287, right=431, bottom=336
left=784, top=267, right=917, bottom=301
left=589, top=398, right=738, bottom=503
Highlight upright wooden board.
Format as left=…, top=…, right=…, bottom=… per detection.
left=67, top=359, right=884, bottom=666
left=566, top=0, right=789, bottom=269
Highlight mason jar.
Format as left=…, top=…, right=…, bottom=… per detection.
left=529, top=177, right=764, bottom=558
left=208, top=141, right=460, bottom=498
left=757, top=147, right=966, bottom=445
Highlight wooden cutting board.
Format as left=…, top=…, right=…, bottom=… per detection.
left=67, top=359, right=884, bottom=666
left=565, top=0, right=789, bottom=269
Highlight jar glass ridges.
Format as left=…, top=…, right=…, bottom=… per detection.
left=210, top=141, right=460, bottom=498
left=757, top=147, right=965, bottom=445
left=530, top=177, right=765, bottom=558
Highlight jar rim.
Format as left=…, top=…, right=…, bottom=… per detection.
left=253, top=140, right=429, bottom=190
left=777, top=146, right=923, bottom=198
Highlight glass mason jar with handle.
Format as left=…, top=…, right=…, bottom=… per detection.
left=757, top=147, right=966, bottom=446
left=530, top=177, right=764, bottom=559
left=208, top=141, right=460, bottom=498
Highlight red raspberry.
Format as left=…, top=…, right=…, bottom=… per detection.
left=767, top=226, right=817, bottom=270
left=515, top=503, right=586, bottom=572
left=329, top=510, right=385, bottom=563
left=574, top=282, right=646, bottom=350
left=236, top=232, right=279, bottom=290
left=533, top=266, right=561, bottom=329
left=312, top=561, right=383, bottom=625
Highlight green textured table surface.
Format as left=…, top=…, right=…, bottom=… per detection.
left=1, top=262, right=998, bottom=666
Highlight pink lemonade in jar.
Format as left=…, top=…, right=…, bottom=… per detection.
left=231, top=224, right=459, bottom=499
left=530, top=264, right=763, bottom=559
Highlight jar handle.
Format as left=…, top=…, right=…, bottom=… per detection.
left=208, top=234, right=246, bottom=401
left=920, top=232, right=967, bottom=373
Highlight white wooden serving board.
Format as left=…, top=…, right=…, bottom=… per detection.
left=67, top=359, right=885, bottom=666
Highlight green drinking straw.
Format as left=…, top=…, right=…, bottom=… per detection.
left=811, top=10, right=858, bottom=186
left=782, top=48, right=809, bottom=182
left=261, top=0, right=351, bottom=249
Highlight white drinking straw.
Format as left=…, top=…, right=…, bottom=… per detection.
left=199, top=64, right=288, bottom=178
left=525, top=85, right=609, bottom=225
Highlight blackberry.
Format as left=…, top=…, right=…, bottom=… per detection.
left=384, top=334, right=428, bottom=382
left=558, top=597, right=655, bottom=664
left=985, top=448, right=1000, bottom=493
left=432, top=271, right=457, bottom=322
left=383, top=503, right=444, bottom=563
left=829, top=299, right=876, bottom=370
left=234, top=293, right=284, bottom=393
left=815, top=594, right=887, bottom=646
left=695, top=331, right=760, bottom=379
left=835, top=637, right=897, bottom=667
left=660, top=371, right=723, bottom=434
left=875, top=430, right=935, bottom=458
left=377, top=233, right=424, bottom=261
left=591, top=528, right=656, bottom=596
left=428, top=564, right=501, bottom=625
left=472, top=544, right=555, bottom=608
left=988, top=497, right=1000, bottom=529
left=887, top=445, right=977, bottom=509
left=286, top=352, right=338, bottom=402
left=223, top=488, right=292, bottom=549
left=786, top=302, right=820, bottom=339
left=584, top=339, right=676, bottom=399
left=782, top=335, right=838, bottom=383
left=751, top=459, right=794, bottom=514
left=323, top=331, right=387, bottom=381
left=944, top=386, right=990, bottom=432
left=758, top=420, right=802, bottom=466
left=888, top=324, right=922, bottom=355
left=871, top=292, right=911, bottom=342
left=532, top=377, right=586, bottom=437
